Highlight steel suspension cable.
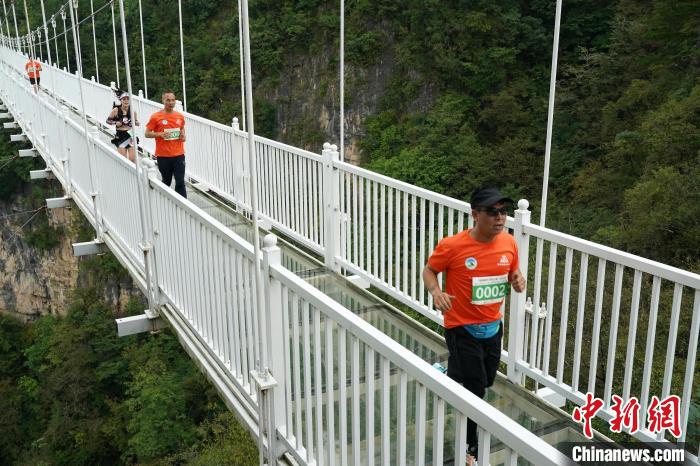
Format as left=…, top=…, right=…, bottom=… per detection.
left=51, top=15, right=58, bottom=67
left=72, top=0, right=83, bottom=75
left=22, top=0, right=36, bottom=65
left=240, top=0, right=265, bottom=379
left=90, top=0, right=99, bottom=81
left=2, top=1, right=10, bottom=50
left=11, top=1, right=19, bottom=52
left=177, top=0, right=186, bottom=111
left=339, top=0, right=344, bottom=161
left=116, top=0, right=155, bottom=310
left=237, top=0, right=245, bottom=131
left=61, top=6, right=69, bottom=70
left=40, top=0, right=56, bottom=94
left=110, top=0, right=119, bottom=86
left=39, top=0, right=51, bottom=66
left=68, top=0, right=101, bottom=239
left=539, top=0, right=563, bottom=227
left=137, top=0, right=147, bottom=98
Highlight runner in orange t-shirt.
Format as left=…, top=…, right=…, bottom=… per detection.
left=145, top=90, right=187, bottom=198
left=25, top=59, right=42, bottom=93
left=423, top=186, right=525, bottom=464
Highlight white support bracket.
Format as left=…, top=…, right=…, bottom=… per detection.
left=347, top=274, right=371, bottom=289
left=3, top=121, right=18, bottom=129
left=72, top=240, right=106, bottom=257
left=0, top=104, right=6, bottom=111
left=46, top=196, right=71, bottom=209
left=257, top=218, right=272, bottom=231
left=10, top=133, right=27, bottom=142
left=30, top=168, right=53, bottom=180
left=0, top=112, right=11, bottom=119
left=537, top=387, right=566, bottom=408
left=193, top=180, right=211, bottom=191
left=115, top=309, right=168, bottom=337
left=19, top=148, right=37, bottom=158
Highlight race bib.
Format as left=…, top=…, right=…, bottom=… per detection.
left=471, top=274, right=509, bottom=305
left=163, top=128, right=181, bottom=140
left=27, top=66, right=35, bottom=73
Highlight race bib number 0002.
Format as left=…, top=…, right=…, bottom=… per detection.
left=163, top=128, right=181, bottom=140
left=471, top=274, right=509, bottom=305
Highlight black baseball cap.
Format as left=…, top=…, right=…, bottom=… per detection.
left=470, top=186, right=513, bottom=209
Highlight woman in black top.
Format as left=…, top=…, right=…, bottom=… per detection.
left=106, top=90, right=139, bottom=162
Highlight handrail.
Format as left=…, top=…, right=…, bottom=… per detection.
left=271, top=264, right=576, bottom=466
left=525, top=223, right=700, bottom=289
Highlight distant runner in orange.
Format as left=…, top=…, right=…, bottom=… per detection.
left=145, top=90, right=187, bottom=198
left=25, top=58, right=42, bottom=93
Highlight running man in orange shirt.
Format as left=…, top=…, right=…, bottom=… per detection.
left=25, top=58, right=42, bottom=93
left=145, top=90, right=187, bottom=198
left=423, top=186, right=525, bottom=465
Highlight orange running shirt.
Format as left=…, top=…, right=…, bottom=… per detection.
left=427, top=229, right=519, bottom=328
left=25, top=60, right=41, bottom=78
left=146, top=110, right=185, bottom=157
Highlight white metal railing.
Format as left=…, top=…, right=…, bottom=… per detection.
left=2, top=45, right=697, bottom=460
left=0, top=47, right=584, bottom=465
left=519, top=224, right=700, bottom=448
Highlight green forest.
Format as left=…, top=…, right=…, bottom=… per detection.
left=2, top=0, right=699, bottom=463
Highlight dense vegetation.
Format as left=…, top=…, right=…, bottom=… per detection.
left=0, top=292, right=258, bottom=465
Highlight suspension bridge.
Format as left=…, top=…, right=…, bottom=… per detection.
left=0, top=1, right=698, bottom=465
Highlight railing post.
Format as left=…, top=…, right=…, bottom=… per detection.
left=322, top=142, right=341, bottom=272
left=261, top=233, right=287, bottom=462
left=507, top=199, right=531, bottom=384
left=89, top=125, right=104, bottom=240
left=232, top=116, right=239, bottom=131
left=141, top=157, right=162, bottom=308
left=60, top=105, right=72, bottom=196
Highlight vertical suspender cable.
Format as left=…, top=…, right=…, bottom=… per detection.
left=68, top=0, right=101, bottom=237
left=90, top=0, right=99, bottom=81
left=539, top=0, right=562, bottom=227
left=51, top=15, right=58, bottom=68
left=137, top=0, right=147, bottom=98
left=22, top=1, right=35, bottom=65
left=61, top=7, right=69, bottom=70
left=2, top=1, right=9, bottom=49
left=37, top=30, right=43, bottom=61
left=73, top=2, right=83, bottom=74
left=39, top=0, right=51, bottom=66
left=240, top=0, right=265, bottom=375
left=117, top=0, right=155, bottom=310
left=11, top=1, right=19, bottom=52
left=237, top=0, right=245, bottom=131
left=110, top=1, right=119, bottom=86
left=177, top=0, right=186, bottom=111
left=339, top=0, right=344, bottom=161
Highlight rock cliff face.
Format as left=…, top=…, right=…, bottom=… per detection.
left=0, top=183, right=142, bottom=322
left=260, top=44, right=405, bottom=164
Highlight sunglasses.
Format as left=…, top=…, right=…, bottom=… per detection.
left=476, top=206, right=510, bottom=217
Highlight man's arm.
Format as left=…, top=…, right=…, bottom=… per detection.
left=422, top=265, right=455, bottom=312
left=509, top=269, right=526, bottom=293
left=179, top=125, right=186, bottom=142
left=144, top=128, right=161, bottom=138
